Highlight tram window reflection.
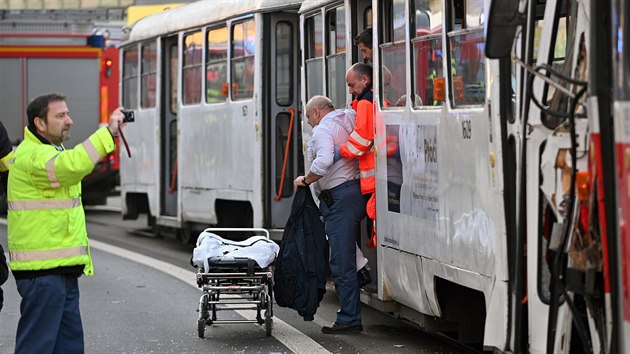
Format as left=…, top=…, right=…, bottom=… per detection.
left=206, top=26, right=228, bottom=104
left=231, top=19, right=255, bottom=100
left=141, top=42, right=157, bottom=108
left=412, top=0, right=443, bottom=107
left=305, top=14, right=324, bottom=100
left=326, top=6, right=346, bottom=109
left=183, top=31, right=203, bottom=105
left=448, top=0, right=485, bottom=107
left=379, top=0, right=407, bottom=109
left=276, top=22, right=294, bottom=106
left=122, top=46, right=138, bottom=109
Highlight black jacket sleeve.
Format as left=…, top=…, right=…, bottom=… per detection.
left=0, top=122, right=11, bottom=159
left=0, top=122, right=11, bottom=194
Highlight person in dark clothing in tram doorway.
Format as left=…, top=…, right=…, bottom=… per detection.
left=294, top=95, right=366, bottom=334
left=355, top=27, right=373, bottom=63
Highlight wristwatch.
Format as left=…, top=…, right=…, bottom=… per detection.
left=302, top=176, right=310, bottom=186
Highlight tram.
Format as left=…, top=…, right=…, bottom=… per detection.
left=301, top=0, right=626, bottom=352
left=119, top=0, right=627, bottom=351
left=487, top=0, right=626, bottom=352
left=118, top=0, right=303, bottom=242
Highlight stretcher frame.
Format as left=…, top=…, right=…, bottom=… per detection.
left=195, top=228, right=275, bottom=338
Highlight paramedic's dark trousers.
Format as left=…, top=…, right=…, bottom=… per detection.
left=15, top=274, right=84, bottom=354
left=319, top=179, right=366, bottom=326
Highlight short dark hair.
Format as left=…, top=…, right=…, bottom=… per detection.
left=27, top=93, right=66, bottom=128
left=351, top=62, right=373, bottom=81
left=354, top=27, right=372, bottom=49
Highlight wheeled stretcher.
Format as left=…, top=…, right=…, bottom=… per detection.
left=192, top=228, right=278, bottom=338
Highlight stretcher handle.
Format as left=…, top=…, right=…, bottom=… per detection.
left=202, top=227, right=270, bottom=240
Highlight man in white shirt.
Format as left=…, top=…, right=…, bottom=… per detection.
left=294, top=96, right=367, bottom=334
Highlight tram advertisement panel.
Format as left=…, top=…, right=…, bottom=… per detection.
left=397, top=123, right=439, bottom=220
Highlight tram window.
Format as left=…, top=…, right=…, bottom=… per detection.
left=183, top=31, right=203, bottom=105
left=448, top=0, right=486, bottom=107
left=169, top=44, right=178, bottom=114
left=231, top=19, right=255, bottom=100
left=326, top=6, right=347, bottom=109
left=140, top=42, right=157, bottom=108
left=379, top=0, right=407, bottom=108
left=539, top=16, right=569, bottom=129
left=122, top=46, right=138, bottom=109
left=206, top=26, right=228, bottom=104
left=275, top=22, right=293, bottom=106
left=412, top=0, right=443, bottom=108
left=364, top=7, right=373, bottom=29
left=305, top=14, right=324, bottom=100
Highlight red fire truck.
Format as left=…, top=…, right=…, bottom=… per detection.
left=0, top=11, right=122, bottom=206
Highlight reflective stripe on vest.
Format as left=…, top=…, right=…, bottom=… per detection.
left=349, top=131, right=372, bottom=149
left=82, top=138, right=101, bottom=164
left=46, top=155, right=60, bottom=188
left=10, top=246, right=88, bottom=262
left=345, top=142, right=368, bottom=156
left=8, top=197, right=81, bottom=211
left=360, top=169, right=375, bottom=178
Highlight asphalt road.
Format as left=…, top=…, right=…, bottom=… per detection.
left=0, top=204, right=464, bottom=354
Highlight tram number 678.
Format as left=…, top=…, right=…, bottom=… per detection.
left=462, top=120, right=472, bottom=139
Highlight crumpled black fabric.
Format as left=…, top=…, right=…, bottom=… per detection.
left=0, top=243, right=8, bottom=312
left=273, top=187, right=329, bottom=321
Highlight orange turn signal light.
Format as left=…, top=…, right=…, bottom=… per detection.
left=576, top=170, right=590, bottom=203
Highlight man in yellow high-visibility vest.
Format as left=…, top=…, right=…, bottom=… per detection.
left=8, top=93, right=125, bottom=354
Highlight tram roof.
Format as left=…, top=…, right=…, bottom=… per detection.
left=124, top=0, right=303, bottom=44
left=299, top=0, right=340, bottom=14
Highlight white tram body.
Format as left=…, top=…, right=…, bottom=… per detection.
left=300, top=0, right=509, bottom=349
left=371, top=0, right=511, bottom=348
left=119, top=0, right=303, bottom=240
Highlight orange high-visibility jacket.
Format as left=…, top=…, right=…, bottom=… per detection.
left=340, top=88, right=375, bottom=195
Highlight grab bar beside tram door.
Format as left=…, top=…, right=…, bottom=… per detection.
left=274, top=107, right=295, bottom=201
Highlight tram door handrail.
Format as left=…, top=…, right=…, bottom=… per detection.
left=274, top=107, right=296, bottom=201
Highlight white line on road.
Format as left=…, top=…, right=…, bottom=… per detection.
left=89, top=239, right=331, bottom=354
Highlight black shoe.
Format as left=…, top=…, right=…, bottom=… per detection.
left=357, top=266, right=372, bottom=287
left=322, top=322, right=363, bottom=334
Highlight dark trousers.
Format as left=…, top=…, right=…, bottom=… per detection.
left=15, top=274, right=84, bottom=354
left=319, top=180, right=367, bottom=325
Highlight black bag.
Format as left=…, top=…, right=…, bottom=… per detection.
left=0, top=243, right=7, bottom=287
left=0, top=243, right=8, bottom=312
left=273, top=187, right=329, bottom=321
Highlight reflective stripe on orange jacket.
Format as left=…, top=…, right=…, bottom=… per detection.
left=339, top=87, right=375, bottom=195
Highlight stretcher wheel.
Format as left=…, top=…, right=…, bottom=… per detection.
left=265, top=309, right=273, bottom=337
left=197, top=318, right=205, bottom=338
left=200, top=294, right=209, bottom=320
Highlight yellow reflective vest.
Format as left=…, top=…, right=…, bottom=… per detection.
left=8, top=126, right=115, bottom=276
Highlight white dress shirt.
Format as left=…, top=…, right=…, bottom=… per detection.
left=307, top=109, right=359, bottom=192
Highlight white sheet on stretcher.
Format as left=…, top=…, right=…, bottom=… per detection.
left=191, top=230, right=280, bottom=270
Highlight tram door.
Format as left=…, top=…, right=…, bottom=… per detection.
left=160, top=36, right=179, bottom=217
left=264, top=13, right=301, bottom=228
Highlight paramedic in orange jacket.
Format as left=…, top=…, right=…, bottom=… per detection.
left=340, top=63, right=376, bottom=246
